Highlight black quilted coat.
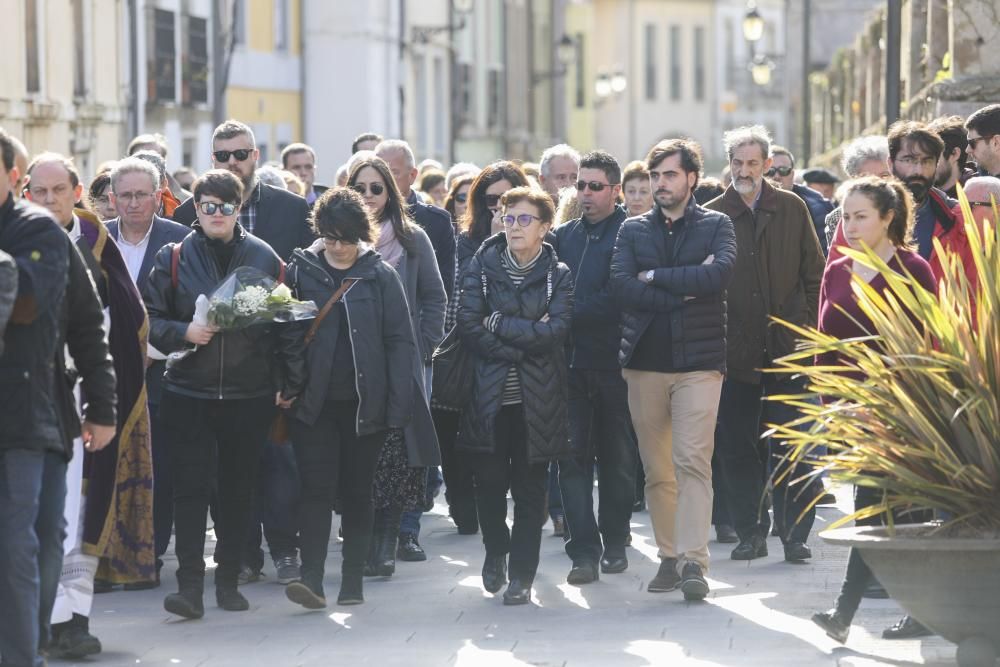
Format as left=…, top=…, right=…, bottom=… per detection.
left=611, top=197, right=737, bottom=372
left=455, top=233, right=574, bottom=463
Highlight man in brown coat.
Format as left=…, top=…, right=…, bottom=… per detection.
left=705, top=125, right=825, bottom=564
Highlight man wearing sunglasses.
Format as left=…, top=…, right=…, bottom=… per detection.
left=552, top=150, right=635, bottom=587
left=965, top=104, right=1000, bottom=179
left=768, top=147, right=834, bottom=256
left=172, top=120, right=313, bottom=263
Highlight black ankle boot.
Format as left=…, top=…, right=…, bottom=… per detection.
left=337, top=571, right=364, bottom=605
left=51, top=614, right=101, bottom=658
left=373, top=508, right=402, bottom=577
left=215, top=586, right=249, bottom=611
left=164, top=588, right=204, bottom=619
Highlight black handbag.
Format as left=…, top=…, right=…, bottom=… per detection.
left=431, top=271, right=487, bottom=409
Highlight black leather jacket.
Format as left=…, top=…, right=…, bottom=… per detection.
left=0, top=196, right=71, bottom=454
left=142, top=225, right=305, bottom=400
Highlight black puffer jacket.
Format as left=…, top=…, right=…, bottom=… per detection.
left=611, top=198, right=736, bottom=372
left=142, top=224, right=305, bottom=400
left=456, top=233, right=574, bottom=463
left=287, top=242, right=415, bottom=436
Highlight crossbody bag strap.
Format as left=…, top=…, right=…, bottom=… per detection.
left=303, top=278, right=356, bottom=346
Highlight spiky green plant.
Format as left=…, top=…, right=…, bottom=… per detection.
left=766, top=187, right=1000, bottom=532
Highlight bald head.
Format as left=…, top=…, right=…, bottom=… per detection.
left=964, top=176, right=1000, bottom=226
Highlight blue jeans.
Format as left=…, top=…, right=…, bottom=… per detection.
left=559, top=368, right=637, bottom=564
left=0, top=449, right=66, bottom=667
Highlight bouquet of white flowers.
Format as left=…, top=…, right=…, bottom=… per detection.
left=206, top=266, right=317, bottom=330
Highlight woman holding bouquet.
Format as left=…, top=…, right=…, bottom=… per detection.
left=283, top=187, right=416, bottom=608
left=346, top=156, right=445, bottom=578
left=142, top=169, right=305, bottom=619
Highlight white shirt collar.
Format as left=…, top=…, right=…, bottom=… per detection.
left=118, top=217, right=155, bottom=247
left=66, top=214, right=82, bottom=242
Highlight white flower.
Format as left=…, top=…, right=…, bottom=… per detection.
left=271, top=283, right=293, bottom=301
left=232, top=285, right=270, bottom=316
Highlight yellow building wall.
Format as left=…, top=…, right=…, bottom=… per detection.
left=565, top=3, right=596, bottom=153
left=248, top=0, right=301, bottom=54
left=225, top=87, right=302, bottom=152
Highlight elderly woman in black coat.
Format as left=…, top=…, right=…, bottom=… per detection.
left=456, top=186, right=574, bottom=605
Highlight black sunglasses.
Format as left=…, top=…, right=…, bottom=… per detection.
left=576, top=180, right=612, bottom=192
left=766, top=166, right=794, bottom=177
left=213, top=149, right=253, bottom=163
left=352, top=183, right=385, bottom=196
left=454, top=193, right=468, bottom=203
left=197, top=201, right=238, bottom=216
left=485, top=193, right=503, bottom=208
left=968, top=135, right=996, bottom=149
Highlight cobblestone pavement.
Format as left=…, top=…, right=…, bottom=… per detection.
left=76, top=486, right=956, bottom=667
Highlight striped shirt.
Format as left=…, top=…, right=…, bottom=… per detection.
left=491, top=246, right=543, bottom=405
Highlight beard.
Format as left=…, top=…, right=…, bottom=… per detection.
left=654, top=188, right=688, bottom=210
left=733, top=176, right=758, bottom=195
left=902, top=175, right=931, bottom=202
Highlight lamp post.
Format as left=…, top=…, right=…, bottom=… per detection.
left=530, top=34, right=577, bottom=85
left=742, top=1, right=764, bottom=43
left=595, top=71, right=627, bottom=101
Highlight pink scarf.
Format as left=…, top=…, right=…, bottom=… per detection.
left=376, top=218, right=405, bottom=268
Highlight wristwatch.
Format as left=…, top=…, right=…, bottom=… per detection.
left=645, top=269, right=655, bottom=283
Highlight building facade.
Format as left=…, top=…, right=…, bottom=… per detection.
left=226, top=0, right=303, bottom=166
left=2, top=0, right=127, bottom=178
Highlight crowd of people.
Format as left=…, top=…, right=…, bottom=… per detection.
left=1, top=100, right=999, bottom=666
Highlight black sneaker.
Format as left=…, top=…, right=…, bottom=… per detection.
left=216, top=587, right=250, bottom=611
left=646, top=558, right=681, bottom=593
left=812, top=609, right=850, bottom=643
left=680, top=562, right=709, bottom=601
left=286, top=580, right=327, bottom=609
left=731, top=534, right=768, bottom=561
left=566, top=561, right=599, bottom=585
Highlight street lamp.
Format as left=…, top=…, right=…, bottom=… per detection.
left=531, top=34, right=577, bottom=85
left=595, top=71, right=627, bottom=100
left=742, top=1, right=764, bottom=43
left=413, top=0, right=473, bottom=43
left=749, top=55, right=775, bottom=86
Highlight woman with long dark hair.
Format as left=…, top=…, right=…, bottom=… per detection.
left=346, top=156, right=445, bottom=577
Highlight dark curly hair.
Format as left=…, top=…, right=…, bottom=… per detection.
left=311, top=186, right=378, bottom=244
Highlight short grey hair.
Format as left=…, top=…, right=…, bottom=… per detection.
left=110, top=157, right=160, bottom=193
left=131, top=150, right=167, bottom=182
left=841, top=135, right=890, bottom=177
left=212, top=119, right=255, bottom=147
left=539, top=144, right=581, bottom=178
left=256, top=165, right=288, bottom=190
left=964, top=175, right=1000, bottom=202
left=374, top=139, right=416, bottom=169
left=445, top=162, right=479, bottom=189
left=723, top=125, right=772, bottom=161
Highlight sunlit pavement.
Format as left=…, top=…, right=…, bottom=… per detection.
left=81, top=485, right=956, bottom=666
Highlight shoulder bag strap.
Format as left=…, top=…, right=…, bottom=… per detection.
left=303, top=278, right=356, bottom=346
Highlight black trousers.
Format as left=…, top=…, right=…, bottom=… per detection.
left=161, top=391, right=274, bottom=591
left=434, top=407, right=477, bottom=525
left=470, top=405, right=548, bottom=583
left=290, top=400, right=385, bottom=587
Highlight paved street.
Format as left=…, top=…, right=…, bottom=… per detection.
left=79, top=487, right=956, bottom=667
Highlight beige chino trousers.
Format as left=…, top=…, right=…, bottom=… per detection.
left=623, top=369, right=723, bottom=572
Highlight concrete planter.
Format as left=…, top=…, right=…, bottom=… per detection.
left=821, top=525, right=1000, bottom=667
